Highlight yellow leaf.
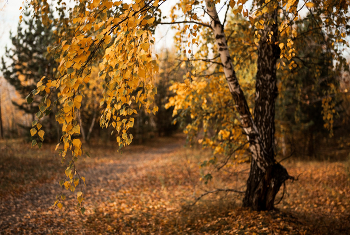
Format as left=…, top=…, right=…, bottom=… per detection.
left=74, top=101, right=81, bottom=109
left=72, top=139, right=81, bottom=148
left=65, top=167, right=73, bottom=179
left=75, top=95, right=83, bottom=103
left=30, top=128, right=37, bottom=136
left=55, top=143, right=60, bottom=150
left=46, top=99, right=51, bottom=108
left=74, top=178, right=79, bottom=187
left=63, top=106, right=71, bottom=113
left=84, top=76, right=90, bottom=83
left=64, top=141, right=69, bottom=150
left=38, top=130, right=45, bottom=139
left=153, top=0, right=159, bottom=7
left=36, top=123, right=42, bottom=130
left=305, top=2, right=314, bottom=8
left=72, top=125, right=80, bottom=134
left=57, top=203, right=63, bottom=209
left=77, top=191, right=83, bottom=203
left=147, top=18, right=155, bottom=24
left=63, top=44, right=69, bottom=51
left=229, top=0, right=236, bottom=8
left=92, top=0, right=100, bottom=8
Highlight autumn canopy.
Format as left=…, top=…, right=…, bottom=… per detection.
left=24, top=0, right=350, bottom=211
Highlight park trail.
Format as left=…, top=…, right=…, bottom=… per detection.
left=0, top=137, right=184, bottom=234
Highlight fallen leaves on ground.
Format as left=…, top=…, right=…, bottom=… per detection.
left=0, top=136, right=349, bottom=234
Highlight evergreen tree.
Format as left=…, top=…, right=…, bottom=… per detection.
left=154, top=49, right=181, bottom=137
left=276, top=14, right=340, bottom=158
left=1, top=2, right=58, bottom=141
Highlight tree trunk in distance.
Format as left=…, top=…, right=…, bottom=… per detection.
left=0, top=95, right=3, bottom=139
left=86, top=110, right=97, bottom=144
left=78, top=110, right=86, bottom=142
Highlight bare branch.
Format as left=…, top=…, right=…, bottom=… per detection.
left=217, top=141, right=249, bottom=171
left=223, top=0, right=230, bottom=26
left=176, top=57, right=222, bottom=66
left=159, top=21, right=212, bottom=29
left=184, top=188, right=245, bottom=210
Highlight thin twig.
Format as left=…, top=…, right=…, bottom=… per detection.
left=217, top=141, right=249, bottom=171
left=274, top=182, right=286, bottom=205
left=278, top=148, right=295, bottom=163
left=183, top=188, right=245, bottom=210
left=222, top=0, right=230, bottom=26
left=159, top=21, right=211, bottom=28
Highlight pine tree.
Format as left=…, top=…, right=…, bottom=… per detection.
left=1, top=2, right=58, bottom=141
left=276, top=14, right=340, bottom=158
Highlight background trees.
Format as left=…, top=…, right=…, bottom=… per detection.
left=276, top=13, right=341, bottom=158
left=1, top=2, right=59, bottom=141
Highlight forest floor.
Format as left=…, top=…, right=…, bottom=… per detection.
left=0, top=135, right=350, bottom=234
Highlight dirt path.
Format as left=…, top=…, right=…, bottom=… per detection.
left=0, top=140, right=184, bottom=234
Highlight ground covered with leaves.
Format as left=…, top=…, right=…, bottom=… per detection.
left=0, top=136, right=349, bottom=234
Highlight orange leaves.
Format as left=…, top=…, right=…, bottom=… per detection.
left=96, top=20, right=158, bottom=147
left=38, top=130, right=45, bottom=139
left=77, top=191, right=84, bottom=204
left=91, top=0, right=100, bottom=8
left=74, top=95, right=83, bottom=109
left=73, top=139, right=82, bottom=149
left=305, top=2, right=315, bottom=8
left=30, top=128, right=37, bottom=136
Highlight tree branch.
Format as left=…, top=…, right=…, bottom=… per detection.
left=176, top=57, right=222, bottom=66
left=159, top=21, right=212, bottom=29
left=216, top=141, right=249, bottom=171
left=183, top=188, right=245, bottom=210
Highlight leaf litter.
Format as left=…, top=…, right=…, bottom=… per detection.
left=0, top=136, right=349, bottom=234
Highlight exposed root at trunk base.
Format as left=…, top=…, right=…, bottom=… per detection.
left=243, top=161, right=293, bottom=211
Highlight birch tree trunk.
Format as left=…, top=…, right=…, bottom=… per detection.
left=78, top=110, right=86, bottom=142
left=205, top=0, right=292, bottom=210
left=86, top=110, right=97, bottom=143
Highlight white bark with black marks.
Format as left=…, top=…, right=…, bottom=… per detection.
left=205, top=0, right=292, bottom=210
left=204, top=0, right=273, bottom=171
